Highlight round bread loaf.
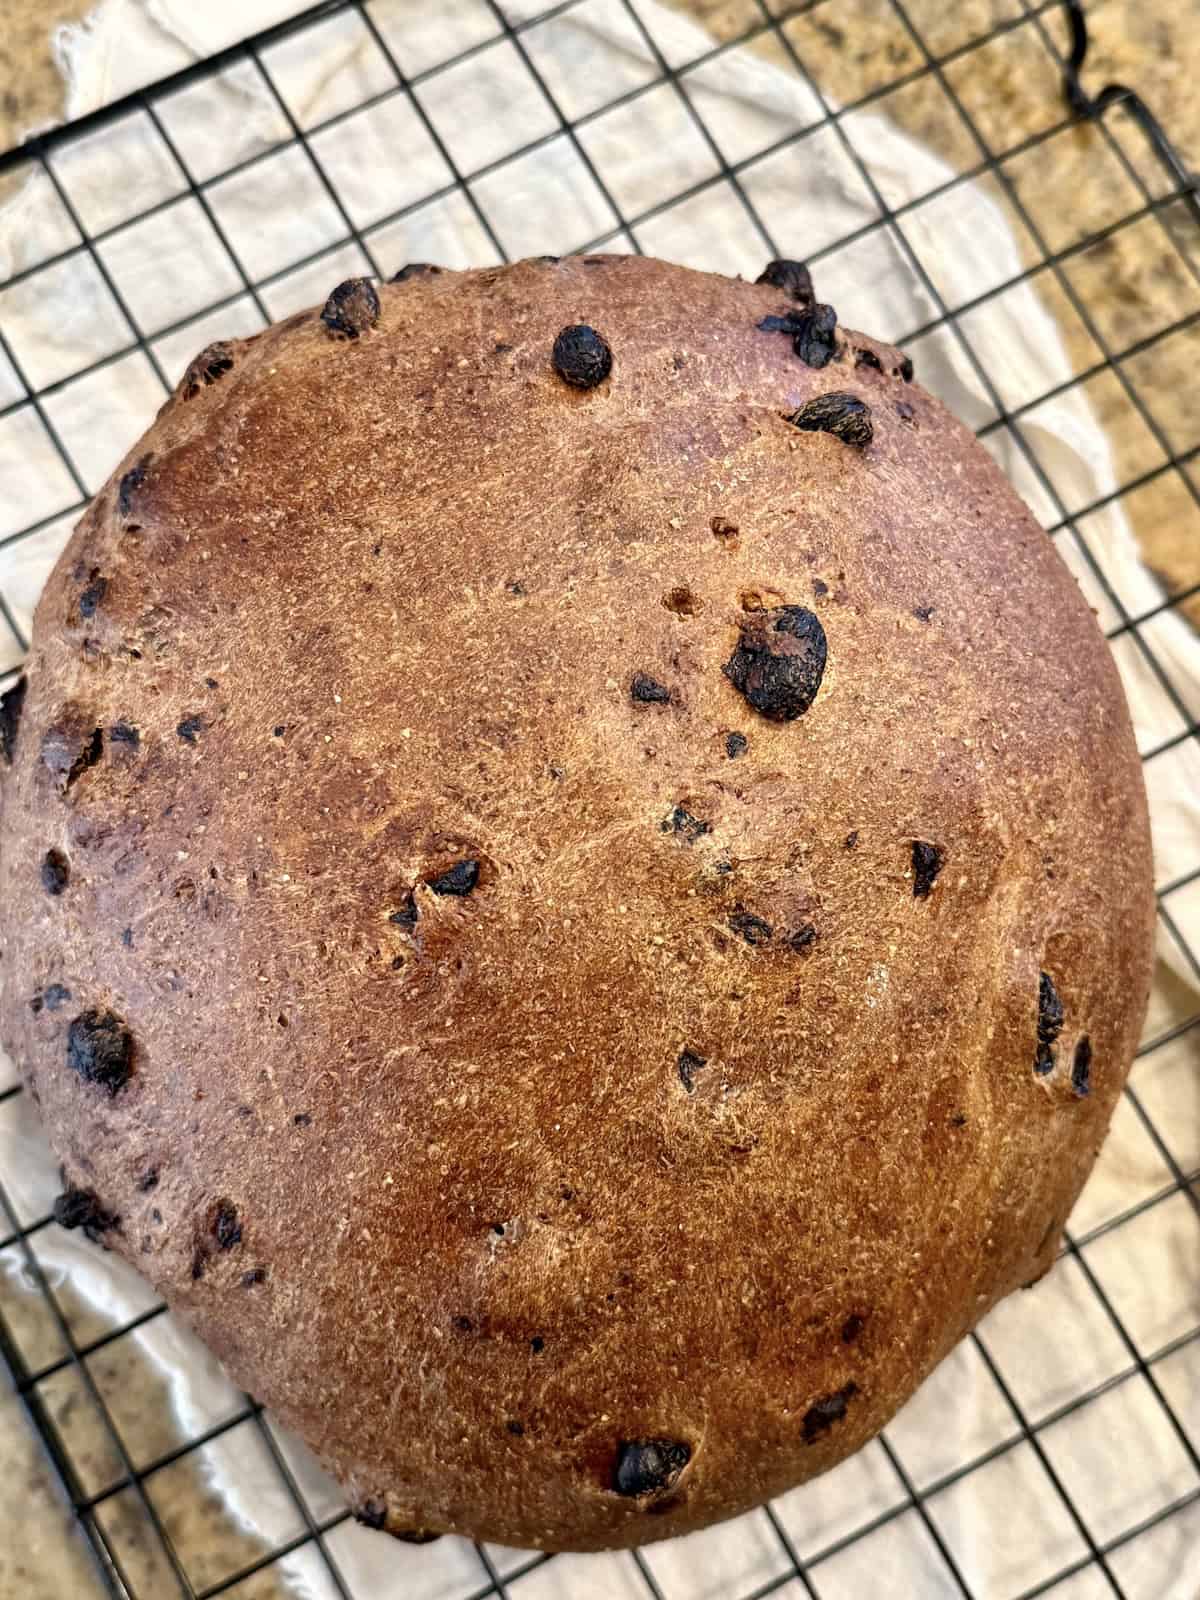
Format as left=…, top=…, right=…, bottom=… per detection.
left=0, top=255, right=1154, bottom=1551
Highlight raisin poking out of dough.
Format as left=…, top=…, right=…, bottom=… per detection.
left=723, top=605, right=827, bottom=722
left=802, top=1382, right=858, bottom=1444
left=789, top=923, right=818, bottom=950
left=662, top=806, right=710, bottom=843
left=118, top=459, right=148, bottom=519
left=241, top=1268, right=267, bottom=1287
left=552, top=325, right=613, bottom=389
left=854, top=347, right=883, bottom=371
left=791, top=303, right=839, bottom=368
left=67, top=1010, right=133, bottom=1095
left=786, top=392, right=873, bottom=448
left=38, top=983, right=72, bottom=1013
left=429, top=859, right=479, bottom=897
left=354, top=1500, right=388, bottom=1530
left=725, top=731, right=748, bottom=759
left=612, top=1438, right=691, bottom=1498
left=391, top=262, right=442, bottom=282
left=897, top=354, right=914, bottom=381
left=677, top=1049, right=707, bottom=1093
left=321, top=278, right=381, bottom=339
left=182, top=342, right=234, bottom=399
left=78, top=576, right=107, bottom=619
left=390, top=891, right=418, bottom=929
left=0, top=676, right=26, bottom=764
left=53, top=1187, right=120, bottom=1242
left=110, top=721, right=140, bottom=748
left=213, top=1200, right=242, bottom=1250
left=755, top=258, right=814, bottom=305
left=729, top=910, right=773, bottom=946
left=1071, top=1037, right=1092, bottom=1097
left=912, top=841, right=943, bottom=899
left=41, top=848, right=69, bottom=896
left=176, top=715, right=204, bottom=744
left=1035, top=971, right=1065, bottom=1075
left=631, top=673, right=671, bottom=705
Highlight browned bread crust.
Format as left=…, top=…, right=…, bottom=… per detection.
left=0, top=255, right=1154, bottom=1550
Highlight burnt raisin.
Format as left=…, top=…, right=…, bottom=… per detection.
left=110, top=721, right=140, bottom=748
left=293, top=1112, right=312, bottom=1127
left=67, top=1010, right=133, bottom=1094
left=41, top=848, right=69, bottom=896
left=552, top=325, right=612, bottom=389
left=756, top=258, right=814, bottom=304
left=786, top=392, right=873, bottom=448
left=912, top=841, right=943, bottom=899
left=53, top=1187, right=120, bottom=1242
left=391, top=262, right=442, bottom=282
left=711, top=516, right=739, bottom=542
left=321, top=278, right=380, bottom=338
left=137, top=1168, right=159, bottom=1192
left=662, top=806, right=710, bottom=843
left=182, top=342, right=234, bottom=399
left=802, top=1381, right=857, bottom=1443
left=273, top=725, right=286, bottom=738
left=1036, top=971, right=1064, bottom=1078
left=725, top=731, right=748, bottom=759
left=841, top=1313, right=865, bottom=1344
left=118, top=459, right=148, bottom=518
left=355, top=1500, right=388, bottom=1530
left=854, top=347, right=883, bottom=371
left=913, top=605, right=934, bottom=623
left=241, top=1267, right=268, bottom=1287
left=757, top=310, right=807, bottom=335
left=429, top=859, right=479, bottom=897
left=730, top=910, right=773, bottom=946
left=78, top=576, right=107, bottom=619
left=897, top=354, right=914, bottom=381
left=506, top=1420, right=525, bottom=1436
left=42, top=983, right=72, bottom=1012
left=792, top=303, right=839, bottom=368
left=390, top=890, right=419, bottom=929
left=677, top=1049, right=707, bottom=1093
left=0, top=676, right=26, bottom=764
left=531, top=1336, right=545, bottom=1353
left=1071, top=1036, right=1092, bottom=1097
left=612, top=1438, right=691, bottom=1497
left=176, top=715, right=204, bottom=744
left=631, top=673, right=671, bottom=705
left=723, top=605, right=827, bottom=722
left=213, top=1200, right=242, bottom=1250
left=789, top=923, right=818, bottom=950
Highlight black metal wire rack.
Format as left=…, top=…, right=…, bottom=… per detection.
left=0, top=1, right=1197, bottom=1596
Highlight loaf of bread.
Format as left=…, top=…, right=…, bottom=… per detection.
left=0, top=255, right=1154, bottom=1551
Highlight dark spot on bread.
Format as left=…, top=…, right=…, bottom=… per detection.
left=723, top=605, right=827, bottom=722
left=725, top=731, right=748, bottom=759
left=182, top=342, right=234, bottom=399
left=120, top=927, right=134, bottom=948
left=663, top=586, right=703, bottom=617
left=41, top=848, right=69, bottom=896
left=393, top=1530, right=442, bottom=1544
left=911, top=841, right=943, bottom=899
left=854, top=347, right=883, bottom=371
left=913, top=605, right=934, bottom=622
left=844, top=831, right=859, bottom=850
left=273, top=724, right=286, bottom=737
left=729, top=910, right=773, bottom=946
left=755, top=258, right=814, bottom=304
left=612, top=1438, right=691, bottom=1498
left=896, top=400, right=917, bottom=426
left=506, top=580, right=525, bottom=595
left=354, top=1500, right=387, bottom=1530
left=786, top=392, right=873, bottom=448
left=191, top=1247, right=208, bottom=1281
left=0, top=676, right=26, bottom=764
left=428, top=859, right=479, bottom=898
left=241, top=1267, right=268, bottom=1287
left=661, top=806, right=710, bottom=843
left=813, top=578, right=829, bottom=598
left=321, top=278, right=380, bottom=338
left=390, top=890, right=419, bottom=929
left=391, top=262, right=442, bottom=282
left=67, top=1010, right=133, bottom=1095
left=118, top=458, right=149, bottom=519
left=788, top=923, right=818, bottom=950
left=53, top=1186, right=120, bottom=1242
left=710, top=516, right=739, bottom=542
left=176, top=715, right=204, bottom=744
left=951, top=1113, right=968, bottom=1127
left=78, top=576, right=107, bottom=619
left=33, top=983, right=72, bottom=1015
left=1036, top=972, right=1064, bottom=1075
left=137, top=1168, right=159, bottom=1192
left=293, top=1112, right=312, bottom=1127
left=530, top=1336, right=545, bottom=1353
left=802, top=1381, right=857, bottom=1443
left=841, top=1314, right=865, bottom=1344
left=1071, top=1036, right=1092, bottom=1097
left=631, top=673, right=671, bottom=705
left=677, top=1049, right=707, bottom=1093
left=506, top=1420, right=525, bottom=1436
left=212, top=1200, right=242, bottom=1250
left=897, top=354, right=914, bottom=381
left=204, top=677, right=219, bottom=690
left=552, top=325, right=612, bottom=389
left=791, top=304, right=839, bottom=368
left=41, top=722, right=103, bottom=793
left=110, top=721, right=140, bottom=748
left=452, top=1315, right=474, bottom=1333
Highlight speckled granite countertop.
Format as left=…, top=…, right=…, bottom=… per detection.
left=1, top=4, right=1198, bottom=1597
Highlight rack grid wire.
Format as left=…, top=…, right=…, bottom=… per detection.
left=0, top=1, right=1197, bottom=1597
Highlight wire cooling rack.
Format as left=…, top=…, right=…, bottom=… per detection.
left=0, top=1, right=1198, bottom=1597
